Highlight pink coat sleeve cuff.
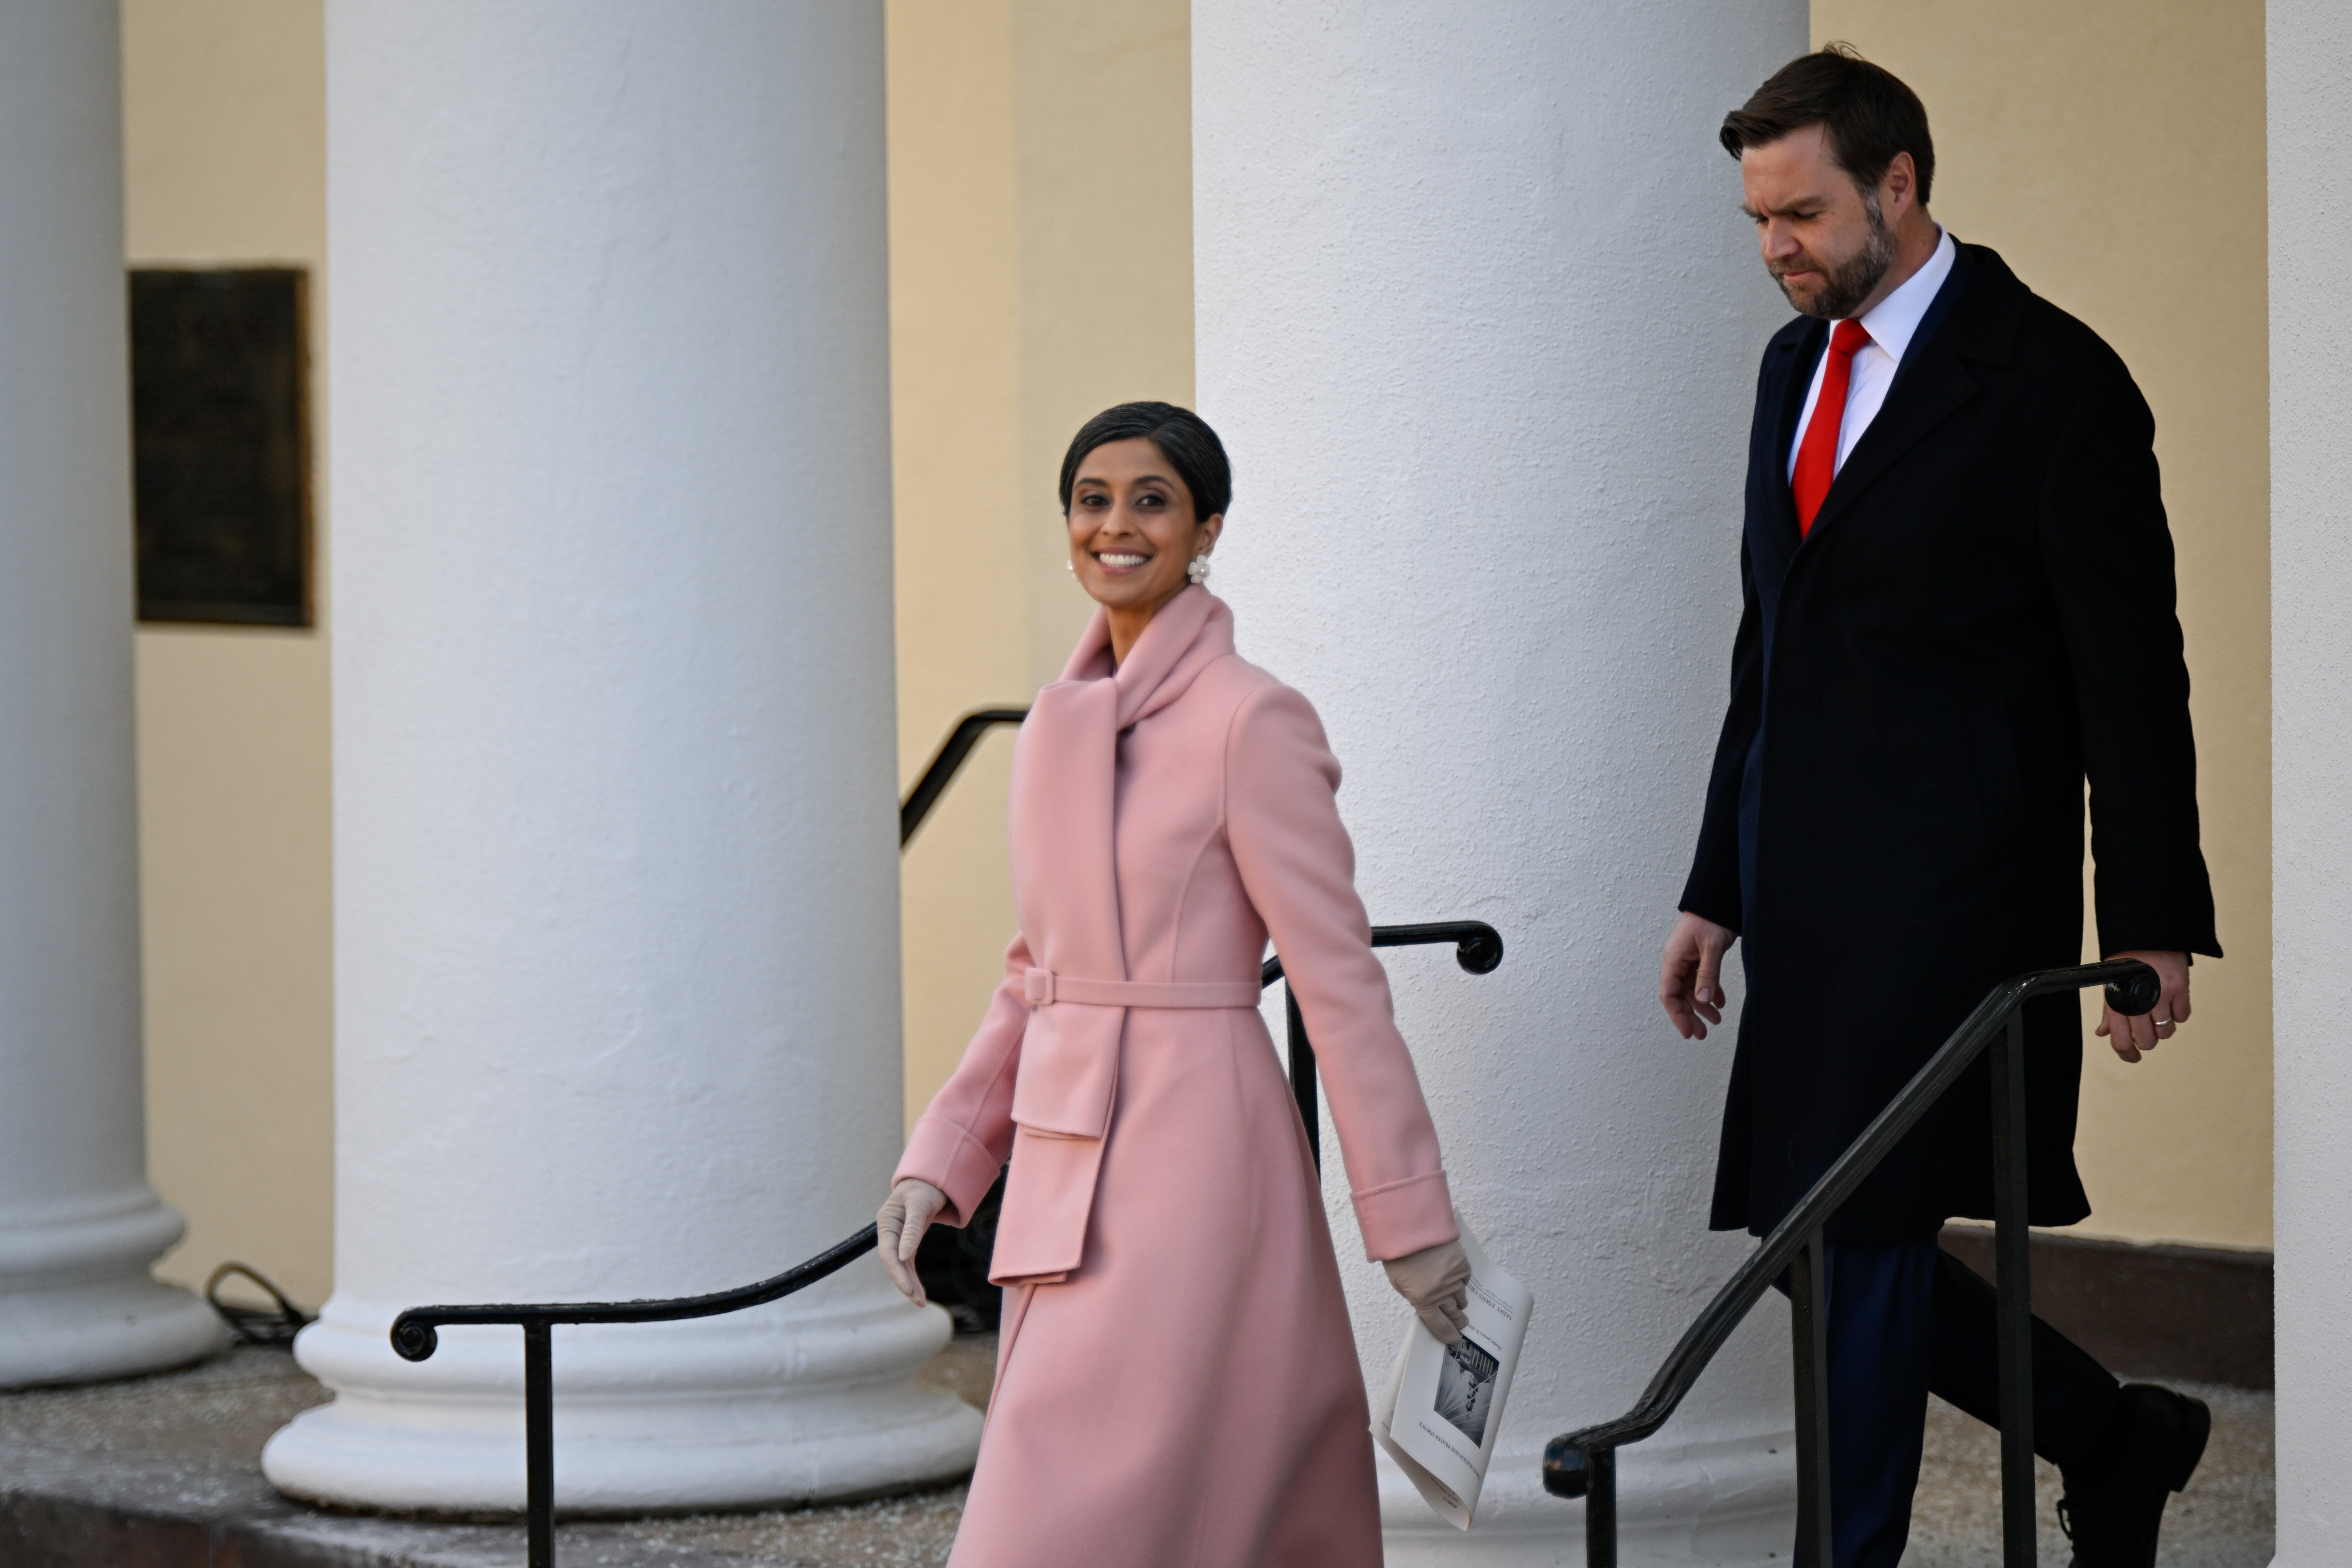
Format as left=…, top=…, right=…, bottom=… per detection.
left=895, top=1114, right=1005, bottom=1229
left=1349, top=1169, right=1458, bottom=1261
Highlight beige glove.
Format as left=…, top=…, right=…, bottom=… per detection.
left=876, top=1178, right=948, bottom=1306
left=1383, top=1237, right=1471, bottom=1344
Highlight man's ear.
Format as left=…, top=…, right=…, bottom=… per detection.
left=1881, top=150, right=1918, bottom=218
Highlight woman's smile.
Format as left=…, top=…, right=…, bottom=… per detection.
left=1063, top=435, right=1222, bottom=661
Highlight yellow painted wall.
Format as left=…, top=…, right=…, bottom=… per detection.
left=122, top=0, right=336, bottom=1307
left=887, top=0, right=1195, bottom=1127
left=1811, top=3, right=2272, bottom=1249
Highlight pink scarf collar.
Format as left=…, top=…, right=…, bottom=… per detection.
left=1004, top=588, right=1235, bottom=1136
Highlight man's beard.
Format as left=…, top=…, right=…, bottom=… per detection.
left=1773, top=191, right=1898, bottom=319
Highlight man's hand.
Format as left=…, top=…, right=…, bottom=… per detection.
left=1661, top=911, right=1739, bottom=1039
left=876, top=1178, right=948, bottom=1306
left=2094, top=949, right=2190, bottom=1064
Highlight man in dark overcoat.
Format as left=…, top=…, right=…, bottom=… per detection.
left=1656, top=48, right=2223, bottom=1568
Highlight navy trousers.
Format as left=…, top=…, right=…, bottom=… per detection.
left=1792, top=1240, right=2121, bottom=1568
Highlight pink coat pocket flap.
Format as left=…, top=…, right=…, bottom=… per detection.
left=1010, top=1001, right=1124, bottom=1138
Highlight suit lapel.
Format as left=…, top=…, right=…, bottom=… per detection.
left=1801, top=356, right=1977, bottom=545
left=1760, top=321, right=1822, bottom=563
left=1802, top=246, right=2007, bottom=547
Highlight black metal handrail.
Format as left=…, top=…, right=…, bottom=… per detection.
left=901, top=709, right=1027, bottom=1322
left=1264, top=921, right=1505, bottom=1170
left=900, top=708, right=1028, bottom=846
left=388, top=703, right=1502, bottom=1568
left=1540, top=958, right=2161, bottom=1568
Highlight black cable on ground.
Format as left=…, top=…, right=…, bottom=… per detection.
left=205, top=1261, right=315, bottom=1347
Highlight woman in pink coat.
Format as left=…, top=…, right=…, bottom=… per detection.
left=878, top=403, right=1469, bottom=1568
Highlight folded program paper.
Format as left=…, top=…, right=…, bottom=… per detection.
left=1370, top=1220, right=1534, bottom=1530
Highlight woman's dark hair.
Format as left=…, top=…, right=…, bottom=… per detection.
left=1057, top=402, right=1232, bottom=522
left=1719, top=44, right=1935, bottom=207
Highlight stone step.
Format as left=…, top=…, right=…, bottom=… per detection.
left=1, top=1448, right=760, bottom=1568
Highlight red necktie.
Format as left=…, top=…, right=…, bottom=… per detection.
left=1791, top=319, right=1873, bottom=536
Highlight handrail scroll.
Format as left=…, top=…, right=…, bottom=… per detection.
left=1541, top=957, right=2161, bottom=1568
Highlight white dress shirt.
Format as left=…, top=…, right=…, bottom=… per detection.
left=1785, top=226, right=1957, bottom=481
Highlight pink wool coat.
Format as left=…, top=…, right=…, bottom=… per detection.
left=895, top=587, right=1458, bottom=1568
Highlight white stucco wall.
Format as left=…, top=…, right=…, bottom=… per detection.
left=1194, top=3, right=1807, bottom=1559
left=263, top=0, right=978, bottom=1511
left=2269, top=0, right=2352, bottom=1556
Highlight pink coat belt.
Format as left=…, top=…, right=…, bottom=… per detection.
left=1011, top=969, right=1260, bottom=1141
left=1022, top=968, right=1259, bottom=1009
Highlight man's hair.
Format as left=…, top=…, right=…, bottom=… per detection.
left=1719, top=44, right=1935, bottom=207
left=1058, top=402, right=1232, bottom=521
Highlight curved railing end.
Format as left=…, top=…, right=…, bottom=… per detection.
left=391, top=1311, right=440, bottom=1363
left=2097, top=960, right=2160, bottom=1018
left=1365, top=920, right=1503, bottom=976
left=1454, top=925, right=1503, bottom=975
left=1541, top=1434, right=1591, bottom=1499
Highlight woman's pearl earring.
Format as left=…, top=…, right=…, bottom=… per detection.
left=1187, top=554, right=1212, bottom=587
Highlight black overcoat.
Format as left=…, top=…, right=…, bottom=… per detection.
left=1682, top=243, right=2220, bottom=1241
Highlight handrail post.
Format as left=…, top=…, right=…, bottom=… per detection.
left=1789, top=1227, right=1834, bottom=1568
left=1991, top=1012, right=2036, bottom=1565
left=1285, top=987, right=1319, bottom=1172
left=524, top=1317, right=555, bottom=1568
left=1585, top=1445, right=1616, bottom=1568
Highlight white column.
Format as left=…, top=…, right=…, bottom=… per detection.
left=1196, top=4, right=1805, bottom=1561
left=0, top=1, right=223, bottom=1389
left=2270, top=1, right=2352, bottom=1559
left=262, top=3, right=981, bottom=1512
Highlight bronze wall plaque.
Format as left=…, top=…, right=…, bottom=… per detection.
left=130, top=268, right=311, bottom=626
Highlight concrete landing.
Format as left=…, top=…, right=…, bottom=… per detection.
left=2, top=1341, right=2272, bottom=1565
left=1900, top=1381, right=2275, bottom=1568
left=0, top=1341, right=988, bottom=1567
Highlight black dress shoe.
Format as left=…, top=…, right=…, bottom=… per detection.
left=2056, top=1383, right=2213, bottom=1568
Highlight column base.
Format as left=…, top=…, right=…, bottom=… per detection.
left=263, top=1288, right=985, bottom=1514
left=0, top=1274, right=225, bottom=1389
left=1378, top=1429, right=1797, bottom=1567
left=0, top=1189, right=226, bottom=1389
